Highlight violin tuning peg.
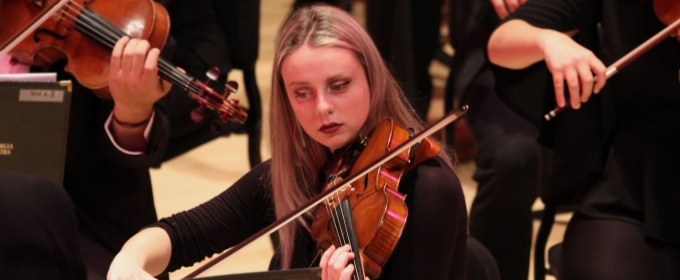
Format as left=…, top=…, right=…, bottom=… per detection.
left=206, top=67, right=220, bottom=82
left=226, top=81, right=239, bottom=92
left=190, top=104, right=206, bottom=123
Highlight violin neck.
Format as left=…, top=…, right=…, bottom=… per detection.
left=333, top=200, right=366, bottom=280
left=73, top=8, right=198, bottom=93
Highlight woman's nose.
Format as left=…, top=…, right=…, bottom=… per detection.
left=317, top=92, right=335, bottom=115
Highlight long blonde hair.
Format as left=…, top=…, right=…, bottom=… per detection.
left=270, top=4, right=428, bottom=268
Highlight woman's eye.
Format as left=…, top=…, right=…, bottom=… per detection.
left=330, top=81, right=350, bottom=92
left=295, top=91, right=310, bottom=99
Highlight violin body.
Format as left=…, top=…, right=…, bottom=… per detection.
left=310, top=118, right=440, bottom=279
left=3, top=0, right=168, bottom=98
left=654, top=0, right=680, bottom=39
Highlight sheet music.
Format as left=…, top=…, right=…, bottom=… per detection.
left=0, top=73, right=57, bottom=82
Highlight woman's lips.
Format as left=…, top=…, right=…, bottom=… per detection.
left=319, top=123, right=341, bottom=134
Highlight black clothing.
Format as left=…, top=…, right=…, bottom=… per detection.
left=157, top=157, right=468, bottom=279
left=52, top=59, right=170, bottom=279
left=0, top=171, right=86, bottom=279
left=63, top=79, right=169, bottom=254
left=365, top=0, right=446, bottom=120
left=155, top=0, right=236, bottom=164
left=507, top=0, right=680, bottom=248
left=447, top=0, right=540, bottom=279
left=155, top=0, right=263, bottom=167
left=562, top=212, right=680, bottom=280
left=464, top=70, right=539, bottom=280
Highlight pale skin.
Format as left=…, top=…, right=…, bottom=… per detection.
left=108, top=46, right=371, bottom=280
left=490, top=0, right=528, bottom=20
left=281, top=45, right=371, bottom=153
left=109, top=36, right=172, bottom=151
left=487, top=19, right=607, bottom=109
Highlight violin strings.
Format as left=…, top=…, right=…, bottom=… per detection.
left=56, top=0, right=228, bottom=110
left=337, top=195, right=360, bottom=280
left=61, top=0, right=191, bottom=86
left=326, top=192, right=360, bottom=280
left=336, top=193, right=361, bottom=280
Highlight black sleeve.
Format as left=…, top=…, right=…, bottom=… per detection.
left=503, top=0, right=601, bottom=33
left=96, top=97, right=171, bottom=168
left=378, top=157, right=468, bottom=280
left=156, top=160, right=275, bottom=273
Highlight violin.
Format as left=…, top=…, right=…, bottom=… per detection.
left=0, top=0, right=246, bottom=124
left=544, top=0, right=680, bottom=121
left=181, top=108, right=468, bottom=279
left=310, top=118, right=441, bottom=279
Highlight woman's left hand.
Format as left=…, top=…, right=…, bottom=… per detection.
left=319, top=245, right=368, bottom=280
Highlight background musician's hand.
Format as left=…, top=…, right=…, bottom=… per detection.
left=491, top=0, right=528, bottom=19
left=539, top=31, right=606, bottom=109
left=320, top=245, right=368, bottom=280
left=109, top=36, right=171, bottom=124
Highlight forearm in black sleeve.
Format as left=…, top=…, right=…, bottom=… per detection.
left=157, top=161, right=275, bottom=273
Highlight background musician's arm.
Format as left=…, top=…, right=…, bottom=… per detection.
left=487, top=18, right=606, bottom=110
left=106, top=36, right=172, bottom=152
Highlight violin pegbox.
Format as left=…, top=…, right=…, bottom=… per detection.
left=218, top=81, right=247, bottom=124
left=190, top=67, right=248, bottom=125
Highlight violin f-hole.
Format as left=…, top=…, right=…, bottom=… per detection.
left=34, top=28, right=70, bottom=43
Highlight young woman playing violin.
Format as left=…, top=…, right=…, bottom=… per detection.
left=108, top=4, right=467, bottom=280
left=488, top=0, right=680, bottom=279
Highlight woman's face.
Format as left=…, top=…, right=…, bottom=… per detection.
left=282, top=45, right=371, bottom=152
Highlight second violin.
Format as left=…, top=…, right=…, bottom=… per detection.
left=0, top=0, right=246, bottom=124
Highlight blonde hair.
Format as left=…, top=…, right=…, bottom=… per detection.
left=269, top=4, right=431, bottom=268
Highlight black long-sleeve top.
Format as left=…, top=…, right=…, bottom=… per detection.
left=156, top=156, right=468, bottom=279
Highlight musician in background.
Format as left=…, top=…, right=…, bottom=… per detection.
left=59, top=34, right=172, bottom=279
left=487, top=0, right=680, bottom=278
left=3, top=6, right=174, bottom=280
left=364, top=0, right=445, bottom=121
left=2, top=31, right=173, bottom=280
left=0, top=170, right=86, bottom=279
left=446, top=0, right=539, bottom=278
left=4, top=0, right=258, bottom=278
left=108, top=4, right=467, bottom=280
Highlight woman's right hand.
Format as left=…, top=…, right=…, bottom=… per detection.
left=539, top=31, right=607, bottom=110
left=107, top=252, right=156, bottom=280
